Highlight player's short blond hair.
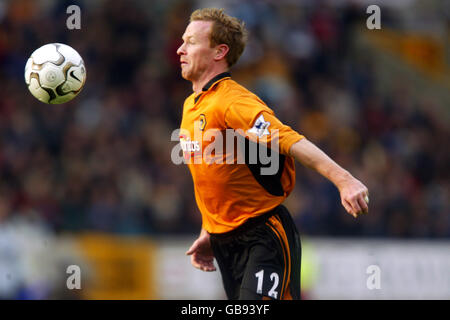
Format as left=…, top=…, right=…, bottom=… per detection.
left=190, top=8, right=248, bottom=67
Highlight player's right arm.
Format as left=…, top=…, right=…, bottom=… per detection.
left=186, top=228, right=216, bottom=272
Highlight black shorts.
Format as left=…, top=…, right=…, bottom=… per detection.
left=209, top=205, right=301, bottom=300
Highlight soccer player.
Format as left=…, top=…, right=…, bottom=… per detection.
left=177, top=8, right=369, bottom=300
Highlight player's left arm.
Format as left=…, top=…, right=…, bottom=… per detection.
left=224, top=96, right=369, bottom=217
left=289, top=138, right=369, bottom=218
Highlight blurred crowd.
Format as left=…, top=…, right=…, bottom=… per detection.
left=0, top=0, right=448, bottom=238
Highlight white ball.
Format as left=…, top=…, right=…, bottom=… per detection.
left=24, top=43, right=86, bottom=104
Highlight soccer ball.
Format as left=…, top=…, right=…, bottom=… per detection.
left=24, top=43, right=86, bottom=104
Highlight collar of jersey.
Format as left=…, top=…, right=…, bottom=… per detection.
left=202, top=71, right=231, bottom=92
left=193, top=72, right=231, bottom=104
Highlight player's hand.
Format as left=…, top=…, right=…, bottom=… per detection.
left=338, top=176, right=369, bottom=218
left=186, top=231, right=216, bottom=272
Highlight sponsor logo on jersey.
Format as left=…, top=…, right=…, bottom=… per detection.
left=180, top=135, right=201, bottom=160
left=174, top=125, right=279, bottom=175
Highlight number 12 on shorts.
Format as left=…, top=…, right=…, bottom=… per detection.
left=255, top=269, right=280, bottom=299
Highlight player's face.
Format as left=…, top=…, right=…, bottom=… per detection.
left=177, top=21, right=216, bottom=81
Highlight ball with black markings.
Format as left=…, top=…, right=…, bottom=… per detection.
left=24, top=43, right=86, bottom=104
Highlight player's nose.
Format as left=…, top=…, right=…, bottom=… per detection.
left=177, top=43, right=186, bottom=56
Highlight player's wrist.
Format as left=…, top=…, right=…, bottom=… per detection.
left=333, top=169, right=354, bottom=191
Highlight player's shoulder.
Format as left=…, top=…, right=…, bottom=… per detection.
left=219, top=78, right=263, bottom=104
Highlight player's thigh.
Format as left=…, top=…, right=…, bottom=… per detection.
left=210, top=236, right=242, bottom=300
left=239, top=227, right=286, bottom=299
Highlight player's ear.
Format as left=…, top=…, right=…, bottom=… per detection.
left=214, top=44, right=229, bottom=61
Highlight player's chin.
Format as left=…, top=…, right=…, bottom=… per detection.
left=181, top=70, right=191, bottom=81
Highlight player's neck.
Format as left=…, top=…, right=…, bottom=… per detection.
left=192, top=66, right=229, bottom=94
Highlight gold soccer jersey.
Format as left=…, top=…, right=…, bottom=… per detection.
left=179, top=72, right=304, bottom=233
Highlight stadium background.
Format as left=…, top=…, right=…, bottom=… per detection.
left=0, top=0, right=448, bottom=299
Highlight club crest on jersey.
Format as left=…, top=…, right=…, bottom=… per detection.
left=199, top=114, right=207, bottom=131
left=248, top=114, right=270, bottom=137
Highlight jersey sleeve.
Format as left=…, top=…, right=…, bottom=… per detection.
left=224, top=95, right=304, bottom=156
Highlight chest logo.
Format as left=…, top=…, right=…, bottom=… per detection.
left=199, top=114, right=207, bottom=131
